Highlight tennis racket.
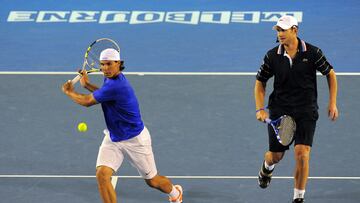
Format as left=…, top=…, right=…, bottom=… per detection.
left=71, top=38, right=120, bottom=84
left=265, top=115, right=296, bottom=146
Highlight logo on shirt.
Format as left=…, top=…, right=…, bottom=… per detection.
left=302, top=58, right=308, bottom=62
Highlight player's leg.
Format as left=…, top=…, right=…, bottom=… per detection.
left=145, top=174, right=172, bottom=192
left=96, top=166, right=117, bottom=203
left=293, top=144, right=311, bottom=203
left=294, top=145, right=311, bottom=189
left=258, top=151, right=285, bottom=188
left=263, top=150, right=285, bottom=174
left=292, top=110, right=317, bottom=203
left=96, top=129, right=124, bottom=203
left=124, top=127, right=183, bottom=202
left=145, top=175, right=183, bottom=203
left=258, top=113, right=289, bottom=189
left=264, top=151, right=285, bottom=165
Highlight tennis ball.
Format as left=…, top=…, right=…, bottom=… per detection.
left=77, top=122, right=88, bottom=132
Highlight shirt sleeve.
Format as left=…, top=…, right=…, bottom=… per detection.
left=314, top=48, right=333, bottom=75
left=256, top=53, right=274, bottom=82
left=93, top=81, right=118, bottom=103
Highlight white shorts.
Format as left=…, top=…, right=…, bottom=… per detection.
left=96, top=127, right=158, bottom=179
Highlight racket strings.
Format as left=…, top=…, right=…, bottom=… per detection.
left=86, top=41, right=119, bottom=70
left=278, top=117, right=296, bottom=145
left=87, top=50, right=101, bottom=69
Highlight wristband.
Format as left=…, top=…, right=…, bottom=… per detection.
left=256, top=108, right=265, bottom=113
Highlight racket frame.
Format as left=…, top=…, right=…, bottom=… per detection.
left=71, top=38, right=120, bottom=84
left=265, top=115, right=296, bottom=146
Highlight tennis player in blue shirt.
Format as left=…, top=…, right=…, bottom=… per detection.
left=62, top=48, right=183, bottom=203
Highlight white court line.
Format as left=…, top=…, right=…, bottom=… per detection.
left=0, top=175, right=359, bottom=180
left=0, top=71, right=254, bottom=75
left=0, top=71, right=359, bottom=76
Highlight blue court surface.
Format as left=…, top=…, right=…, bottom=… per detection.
left=0, top=74, right=359, bottom=203
left=1, top=0, right=360, bottom=72
left=1, top=0, right=360, bottom=202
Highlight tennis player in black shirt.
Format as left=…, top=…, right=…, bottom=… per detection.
left=254, top=15, right=338, bottom=203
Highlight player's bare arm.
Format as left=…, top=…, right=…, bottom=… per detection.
left=254, top=80, right=268, bottom=122
left=326, top=69, right=339, bottom=121
left=62, top=80, right=98, bottom=107
left=79, top=70, right=99, bottom=92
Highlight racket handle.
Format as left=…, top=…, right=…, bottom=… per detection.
left=264, top=118, right=271, bottom=124
left=71, top=74, right=81, bottom=85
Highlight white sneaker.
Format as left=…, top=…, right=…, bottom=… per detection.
left=169, top=185, right=183, bottom=203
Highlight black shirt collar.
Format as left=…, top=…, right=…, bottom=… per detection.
left=277, top=38, right=307, bottom=55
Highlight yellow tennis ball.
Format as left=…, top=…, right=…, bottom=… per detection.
left=77, top=122, right=87, bottom=132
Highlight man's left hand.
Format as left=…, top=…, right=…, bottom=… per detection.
left=328, top=104, right=339, bottom=121
left=62, top=80, right=74, bottom=95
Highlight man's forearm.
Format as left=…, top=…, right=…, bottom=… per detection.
left=327, top=70, right=338, bottom=106
left=66, top=91, right=96, bottom=107
left=255, top=80, right=266, bottom=110
left=84, top=82, right=99, bottom=92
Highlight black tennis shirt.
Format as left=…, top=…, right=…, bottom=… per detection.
left=256, top=38, right=333, bottom=110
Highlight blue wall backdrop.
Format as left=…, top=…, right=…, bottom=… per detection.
left=0, top=0, right=359, bottom=72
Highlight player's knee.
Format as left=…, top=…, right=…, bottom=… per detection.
left=271, top=158, right=280, bottom=164
left=294, top=145, right=311, bottom=163
left=294, top=151, right=310, bottom=165
left=295, top=152, right=309, bottom=161
left=268, top=152, right=284, bottom=164
left=96, top=166, right=113, bottom=183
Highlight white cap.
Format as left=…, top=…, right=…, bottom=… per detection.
left=273, top=15, right=298, bottom=30
left=99, top=48, right=120, bottom=61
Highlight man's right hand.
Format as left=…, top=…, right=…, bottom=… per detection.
left=79, top=69, right=89, bottom=88
left=256, top=110, right=269, bottom=122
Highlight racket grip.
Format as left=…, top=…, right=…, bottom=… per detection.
left=264, top=118, right=271, bottom=124
left=71, top=74, right=81, bottom=85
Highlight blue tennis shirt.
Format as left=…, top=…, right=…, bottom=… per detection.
left=93, top=73, right=144, bottom=142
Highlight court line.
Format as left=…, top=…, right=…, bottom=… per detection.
left=0, top=71, right=255, bottom=75
left=0, top=175, right=359, bottom=180
left=0, top=71, right=359, bottom=76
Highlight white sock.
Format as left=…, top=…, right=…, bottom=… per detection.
left=168, top=185, right=180, bottom=199
left=264, top=161, right=275, bottom=171
left=293, top=188, right=305, bottom=199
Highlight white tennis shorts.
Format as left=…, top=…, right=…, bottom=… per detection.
left=96, top=127, right=158, bottom=179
